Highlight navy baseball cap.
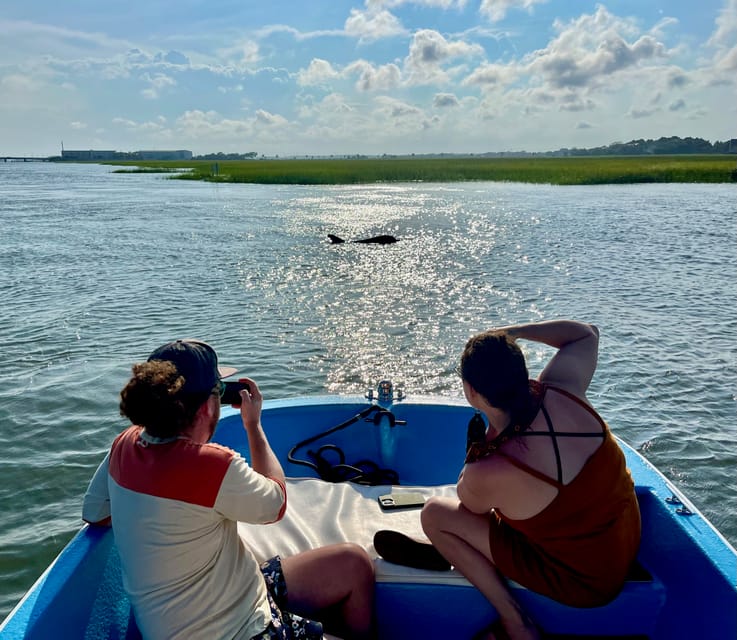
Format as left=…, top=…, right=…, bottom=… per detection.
left=147, top=339, right=237, bottom=394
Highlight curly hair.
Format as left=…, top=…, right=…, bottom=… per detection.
left=119, top=360, right=210, bottom=438
left=459, top=330, right=536, bottom=427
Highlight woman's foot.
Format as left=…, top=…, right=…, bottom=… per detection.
left=497, top=620, right=542, bottom=640
left=474, top=618, right=542, bottom=640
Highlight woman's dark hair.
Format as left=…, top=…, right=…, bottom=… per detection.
left=459, top=330, right=536, bottom=427
left=119, top=360, right=211, bottom=438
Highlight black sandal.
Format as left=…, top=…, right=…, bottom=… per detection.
left=373, top=530, right=451, bottom=571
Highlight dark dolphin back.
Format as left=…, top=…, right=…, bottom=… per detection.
left=354, top=235, right=398, bottom=244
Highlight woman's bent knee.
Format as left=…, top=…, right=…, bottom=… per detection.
left=421, top=496, right=455, bottom=535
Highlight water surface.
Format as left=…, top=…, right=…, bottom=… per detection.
left=1, top=163, right=735, bottom=618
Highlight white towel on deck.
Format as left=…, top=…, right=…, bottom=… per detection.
left=237, top=477, right=471, bottom=585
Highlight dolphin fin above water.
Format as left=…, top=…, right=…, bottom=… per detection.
left=328, top=234, right=398, bottom=245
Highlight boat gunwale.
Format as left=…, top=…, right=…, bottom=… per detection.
left=2, top=393, right=735, bottom=639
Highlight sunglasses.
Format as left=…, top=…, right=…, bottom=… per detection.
left=214, top=379, right=226, bottom=398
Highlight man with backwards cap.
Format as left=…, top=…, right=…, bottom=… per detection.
left=83, top=339, right=375, bottom=640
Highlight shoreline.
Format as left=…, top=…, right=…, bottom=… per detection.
left=103, top=155, right=737, bottom=186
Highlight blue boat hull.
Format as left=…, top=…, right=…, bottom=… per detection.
left=2, top=395, right=735, bottom=639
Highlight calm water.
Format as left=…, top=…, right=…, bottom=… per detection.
left=1, top=163, right=735, bottom=618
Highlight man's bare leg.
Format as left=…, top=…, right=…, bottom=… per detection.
left=281, top=542, right=375, bottom=639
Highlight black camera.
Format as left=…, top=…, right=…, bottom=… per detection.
left=220, top=380, right=250, bottom=406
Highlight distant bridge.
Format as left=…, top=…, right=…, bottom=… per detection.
left=1, top=156, right=52, bottom=162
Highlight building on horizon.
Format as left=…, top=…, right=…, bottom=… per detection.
left=60, top=149, right=193, bottom=161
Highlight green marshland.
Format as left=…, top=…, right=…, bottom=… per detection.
left=110, top=155, right=737, bottom=185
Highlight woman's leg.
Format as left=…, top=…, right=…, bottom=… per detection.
left=280, top=542, right=375, bottom=639
left=421, top=497, right=540, bottom=640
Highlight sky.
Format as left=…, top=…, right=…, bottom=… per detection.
left=1, top=0, right=735, bottom=157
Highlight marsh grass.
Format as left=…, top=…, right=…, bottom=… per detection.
left=111, top=167, right=187, bottom=174
left=107, top=155, right=737, bottom=185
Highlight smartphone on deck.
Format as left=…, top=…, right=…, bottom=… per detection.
left=378, top=492, right=426, bottom=511
left=220, top=380, right=251, bottom=406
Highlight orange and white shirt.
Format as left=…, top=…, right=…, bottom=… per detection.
left=83, top=426, right=286, bottom=640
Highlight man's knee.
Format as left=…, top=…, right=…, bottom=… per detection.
left=337, top=543, right=375, bottom=583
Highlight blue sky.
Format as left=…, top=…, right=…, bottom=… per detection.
left=1, top=0, right=735, bottom=157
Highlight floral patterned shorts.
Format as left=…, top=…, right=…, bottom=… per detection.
left=250, top=556, right=324, bottom=640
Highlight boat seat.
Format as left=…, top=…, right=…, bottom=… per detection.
left=71, top=478, right=664, bottom=640
left=238, top=478, right=666, bottom=639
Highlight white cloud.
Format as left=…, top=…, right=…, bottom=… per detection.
left=368, top=95, right=440, bottom=138
left=345, top=60, right=402, bottom=91
left=298, top=92, right=356, bottom=121
left=433, top=92, right=460, bottom=107
left=366, top=0, right=468, bottom=9
left=140, top=72, right=176, bottom=99
left=716, top=44, right=737, bottom=71
left=708, top=0, right=737, bottom=48
left=706, top=0, right=737, bottom=78
left=297, top=59, right=341, bottom=86
left=405, top=29, right=485, bottom=85
left=374, top=95, right=424, bottom=120
left=666, top=69, right=689, bottom=88
left=217, top=84, right=244, bottom=94
left=217, top=40, right=261, bottom=67
left=0, top=74, right=41, bottom=93
left=627, top=107, right=660, bottom=119
left=525, top=7, right=668, bottom=91
left=126, top=48, right=154, bottom=65
left=0, top=18, right=135, bottom=64
left=649, top=16, right=680, bottom=40
left=154, top=51, right=190, bottom=66
left=479, top=0, right=548, bottom=23
left=112, top=117, right=137, bottom=128
left=1, top=3, right=733, bottom=156
left=462, top=62, right=515, bottom=88
left=255, top=109, right=288, bottom=126
left=558, top=94, right=596, bottom=112
left=254, top=23, right=343, bottom=42
left=175, top=110, right=251, bottom=139
left=344, top=8, right=406, bottom=42
left=298, top=58, right=401, bottom=91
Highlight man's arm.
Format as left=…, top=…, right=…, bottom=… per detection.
left=238, top=378, right=285, bottom=486
left=82, top=452, right=112, bottom=526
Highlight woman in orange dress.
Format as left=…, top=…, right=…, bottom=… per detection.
left=422, top=320, right=641, bottom=640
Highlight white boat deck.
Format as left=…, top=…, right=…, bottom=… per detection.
left=238, top=478, right=470, bottom=586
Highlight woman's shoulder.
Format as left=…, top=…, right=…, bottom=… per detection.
left=459, top=453, right=516, bottom=512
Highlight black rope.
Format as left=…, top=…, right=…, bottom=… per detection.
left=287, top=405, right=400, bottom=485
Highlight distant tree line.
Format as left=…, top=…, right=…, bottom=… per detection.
left=185, top=138, right=737, bottom=162
left=194, top=151, right=258, bottom=160
left=557, top=136, right=735, bottom=156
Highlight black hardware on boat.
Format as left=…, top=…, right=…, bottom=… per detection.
left=287, top=404, right=401, bottom=485
left=369, top=408, right=407, bottom=428
left=666, top=494, right=694, bottom=516
left=366, top=379, right=405, bottom=402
